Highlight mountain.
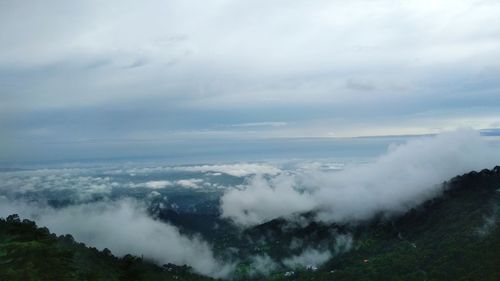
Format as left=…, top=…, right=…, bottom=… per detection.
left=236, top=167, right=500, bottom=280
left=1, top=167, right=500, bottom=280
left=0, top=215, right=215, bottom=281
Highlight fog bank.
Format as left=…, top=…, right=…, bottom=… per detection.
left=221, top=130, right=500, bottom=225
left=0, top=198, right=233, bottom=278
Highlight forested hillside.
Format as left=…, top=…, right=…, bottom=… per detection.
left=1, top=167, right=499, bottom=281
left=0, top=215, right=214, bottom=281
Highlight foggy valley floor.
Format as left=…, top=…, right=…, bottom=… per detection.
left=1, top=166, right=500, bottom=280
left=1, top=131, right=500, bottom=280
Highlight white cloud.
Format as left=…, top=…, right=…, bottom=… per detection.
left=2, top=0, right=500, bottom=160
left=148, top=191, right=161, bottom=198
left=0, top=170, right=113, bottom=201
left=176, top=178, right=203, bottom=189
left=221, top=175, right=316, bottom=226
left=282, top=248, right=331, bottom=269
left=176, top=163, right=281, bottom=177
left=139, top=178, right=206, bottom=189
left=333, top=234, right=353, bottom=255
left=248, top=254, right=278, bottom=276
left=107, top=163, right=281, bottom=178
left=0, top=198, right=234, bottom=278
left=144, top=180, right=172, bottom=189
left=3, top=0, right=499, bottom=113
left=221, top=129, right=500, bottom=225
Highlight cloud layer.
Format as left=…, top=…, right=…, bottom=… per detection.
left=2, top=0, right=500, bottom=162
left=221, top=130, right=500, bottom=225
left=1, top=129, right=499, bottom=278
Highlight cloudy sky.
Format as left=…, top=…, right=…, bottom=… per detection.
left=1, top=0, right=500, bottom=163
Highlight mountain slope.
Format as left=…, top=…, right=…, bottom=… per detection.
left=1, top=167, right=499, bottom=280
left=239, top=167, right=500, bottom=280
left=0, top=215, right=215, bottom=281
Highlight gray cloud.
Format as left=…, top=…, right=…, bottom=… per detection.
left=1, top=0, right=500, bottom=162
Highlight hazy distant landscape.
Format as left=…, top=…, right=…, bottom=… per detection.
left=2, top=130, right=500, bottom=280
left=1, top=0, right=500, bottom=280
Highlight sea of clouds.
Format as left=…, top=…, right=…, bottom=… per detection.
left=221, top=129, right=500, bottom=225
left=1, top=129, right=499, bottom=278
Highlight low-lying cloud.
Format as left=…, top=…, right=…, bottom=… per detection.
left=174, top=163, right=282, bottom=177
left=282, top=248, right=332, bottom=269
left=1, top=129, right=499, bottom=278
left=140, top=179, right=204, bottom=189
left=221, top=129, right=500, bottom=225
left=0, top=198, right=233, bottom=278
left=248, top=254, right=279, bottom=276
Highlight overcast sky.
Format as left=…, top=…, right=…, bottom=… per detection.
left=1, top=0, right=500, bottom=163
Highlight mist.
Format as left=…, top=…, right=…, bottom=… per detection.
left=282, top=248, right=332, bottom=269
left=1, top=129, right=499, bottom=278
left=221, top=129, right=500, bottom=225
left=0, top=198, right=234, bottom=278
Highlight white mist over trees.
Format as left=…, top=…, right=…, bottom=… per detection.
left=1, top=129, right=498, bottom=278
left=0, top=199, right=234, bottom=278
left=221, top=129, right=500, bottom=225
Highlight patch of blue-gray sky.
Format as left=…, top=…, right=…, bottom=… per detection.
left=1, top=0, right=500, bottom=163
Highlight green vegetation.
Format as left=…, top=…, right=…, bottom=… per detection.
left=1, top=167, right=500, bottom=280
left=239, top=167, right=500, bottom=280
left=0, top=215, right=215, bottom=281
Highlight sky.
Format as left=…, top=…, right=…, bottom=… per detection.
left=1, top=0, right=500, bottom=163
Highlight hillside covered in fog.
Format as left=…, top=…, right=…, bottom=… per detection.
left=2, top=165, right=500, bottom=280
